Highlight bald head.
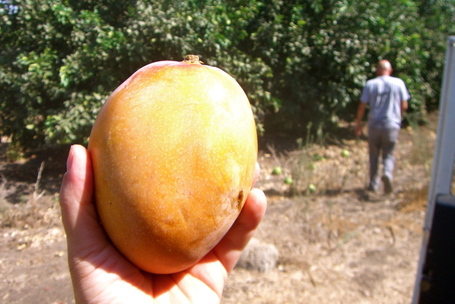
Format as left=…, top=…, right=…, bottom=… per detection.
left=376, top=60, right=392, bottom=76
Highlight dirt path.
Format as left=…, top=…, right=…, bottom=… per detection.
left=0, top=121, right=435, bottom=304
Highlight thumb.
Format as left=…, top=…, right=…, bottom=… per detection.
left=59, top=145, right=100, bottom=244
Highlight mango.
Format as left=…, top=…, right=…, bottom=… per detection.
left=88, top=56, right=257, bottom=274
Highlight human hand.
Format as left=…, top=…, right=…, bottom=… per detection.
left=355, top=122, right=363, bottom=137
left=59, top=144, right=266, bottom=304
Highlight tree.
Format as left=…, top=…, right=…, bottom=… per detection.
left=244, top=0, right=453, bottom=135
left=1, top=0, right=453, bottom=149
left=1, top=0, right=136, bottom=147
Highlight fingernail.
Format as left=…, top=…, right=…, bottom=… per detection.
left=66, top=145, right=75, bottom=172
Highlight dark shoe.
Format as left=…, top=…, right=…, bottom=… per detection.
left=382, top=176, right=393, bottom=194
left=367, top=185, right=377, bottom=193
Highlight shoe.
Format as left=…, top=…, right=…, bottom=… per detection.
left=367, top=185, right=377, bottom=193
left=382, top=175, right=393, bottom=194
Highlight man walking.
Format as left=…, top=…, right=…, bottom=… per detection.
left=355, top=60, right=410, bottom=194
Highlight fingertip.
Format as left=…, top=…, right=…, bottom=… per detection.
left=244, top=188, right=267, bottom=222
left=230, top=188, right=267, bottom=242
left=59, top=144, right=94, bottom=229
left=61, top=145, right=92, bottom=194
left=249, top=187, right=266, bottom=204
left=65, top=146, right=76, bottom=173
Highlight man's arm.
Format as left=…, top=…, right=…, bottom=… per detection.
left=355, top=102, right=366, bottom=137
left=401, top=100, right=408, bottom=116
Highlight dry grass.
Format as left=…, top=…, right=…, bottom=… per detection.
left=225, top=120, right=437, bottom=304
left=0, top=115, right=443, bottom=304
left=284, top=141, right=368, bottom=196
left=397, top=185, right=429, bottom=213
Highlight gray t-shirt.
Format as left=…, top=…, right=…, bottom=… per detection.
left=360, top=75, right=410, bottom=129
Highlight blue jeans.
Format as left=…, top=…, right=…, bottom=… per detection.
left=367, top=127, right=399, bottom=191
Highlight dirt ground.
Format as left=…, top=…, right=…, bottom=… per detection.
left=0, top=119, right=437, bottom=304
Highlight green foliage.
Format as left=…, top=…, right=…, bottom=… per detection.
left=1, top=0, right=454, bottom=149
left=1, top=0, right=134, bottom=146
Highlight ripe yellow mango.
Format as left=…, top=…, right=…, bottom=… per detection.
left=88, top=56, right=257, bottom=274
